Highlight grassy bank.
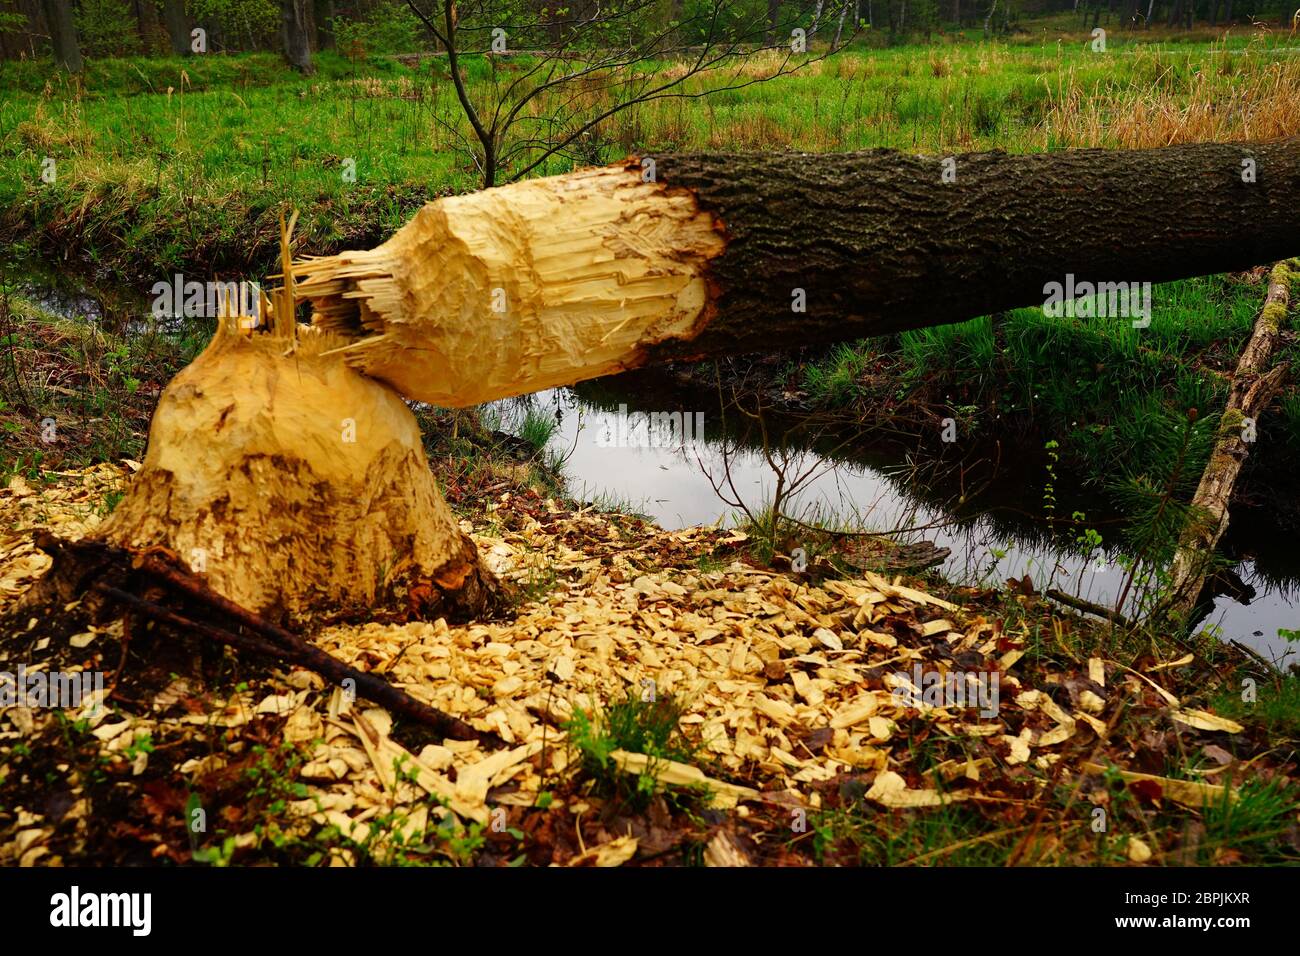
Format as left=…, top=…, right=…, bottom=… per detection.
left=794, top=269, right=1300, bottom=499
left=2, top=31, right=1298, bottom=283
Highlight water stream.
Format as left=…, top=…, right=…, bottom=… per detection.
left=492, top=376, right=1298, bottom=668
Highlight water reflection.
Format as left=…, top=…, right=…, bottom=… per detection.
left=491, top=380, right=1297, bottom=669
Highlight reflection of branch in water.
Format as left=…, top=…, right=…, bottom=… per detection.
left=700, top=368, right=876, bottom=539
left=696, top=370, right=1021, bottom=554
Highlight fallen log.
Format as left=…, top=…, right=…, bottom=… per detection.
left=1162, top=260, right=1295, bottom=625
left=1046, top=587, right=1134, bottom=629
left=294, top=139, right=1300, bottom=407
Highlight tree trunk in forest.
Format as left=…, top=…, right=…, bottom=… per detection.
left=1162, top=261, right=1294, bottom=625
left=41, top=0, right=81, bottom=70
left=280, top=0, right=314, bottom=73
left=808, top=0, right=825, bottom=38
left=293, top=139, right=1300, bottom=409
left=161, top=0, right=189, bottom=55
left=314, top=0, right=335, bottom=49
left=134, top=0, right=162, bottom=53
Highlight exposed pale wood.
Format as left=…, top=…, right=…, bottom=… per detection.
left=294, top=162, right=726, bottom=407
left=1164, top=261, right=1294, bottom=623
left=95, top=293, right=498, bottom=625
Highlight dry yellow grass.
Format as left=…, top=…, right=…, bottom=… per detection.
left=1043, top=49, right=1300, bottom=148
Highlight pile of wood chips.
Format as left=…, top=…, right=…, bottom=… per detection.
left=0, top=464, right=1244, bottom=866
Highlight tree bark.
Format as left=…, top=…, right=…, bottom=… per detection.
left=808, top=0, right=825, bottom=38
left=161, top=0, right=189, bottom=54
left=281, top=0, right=314, bottom=73
left=294, top=139, right=1300, bottom=409
left=1163, top=261, right=1294, bottom=624
left=41, top=0, right=81, bottom=71
left=833, top=0, right=849, bottom=47
left=314, top=0, right=334, bottom=49
left=133, top=0, right=162, bottom=53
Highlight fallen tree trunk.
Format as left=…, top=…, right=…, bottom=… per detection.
left=46, top=143, right=1300, bottom=627
left=1162, top=260, right=1295, bottom=624
left=295, top=138, right=1300, bottom=408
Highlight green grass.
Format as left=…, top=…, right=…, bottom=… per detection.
left=1201, top=777, right=1299, bottom=864
left=802, top=342, right=875, bottom=406
left=563, top=689, right=706, bottom=811
left=802, top=270, right=1300, bottom=525
left=1209, top=673, right=1300, bottom=740
left=0, top=284, right=211, bottom=473
left=2, top=33, right=1296, bottom=283
left=517, top=406, right=557, bottom=452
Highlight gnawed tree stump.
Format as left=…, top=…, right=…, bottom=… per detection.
left=1162, top=260, right=1295, bottom=625
left=96, top=322, right=498, bottom=623
left=83, top=221, right=503, bottom=627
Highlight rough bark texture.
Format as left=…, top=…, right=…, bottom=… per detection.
left=1163, top=260, right=1294, bottom=623
left=41, top=0, right=81, bottom=71
left=161, top=0, right=189, bottom=55
left=645, top=140, right=1300, bottom=364
left=296, top=139, right=1300, bottom=408
left=313, top=0, right=334, bottom=49
left=280, top=0, right=314, bottom=73
left=133, top=0, right=162, bottom=54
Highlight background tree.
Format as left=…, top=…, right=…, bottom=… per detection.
left=161, top=0, right=191, bottom=52
left=132, top=0, right=163, bottom=53
left=403, top=0, right=848, bottom=188
left=281, top=0, right=314, bottom=70
left=41, top=0, right=82, bottom=69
